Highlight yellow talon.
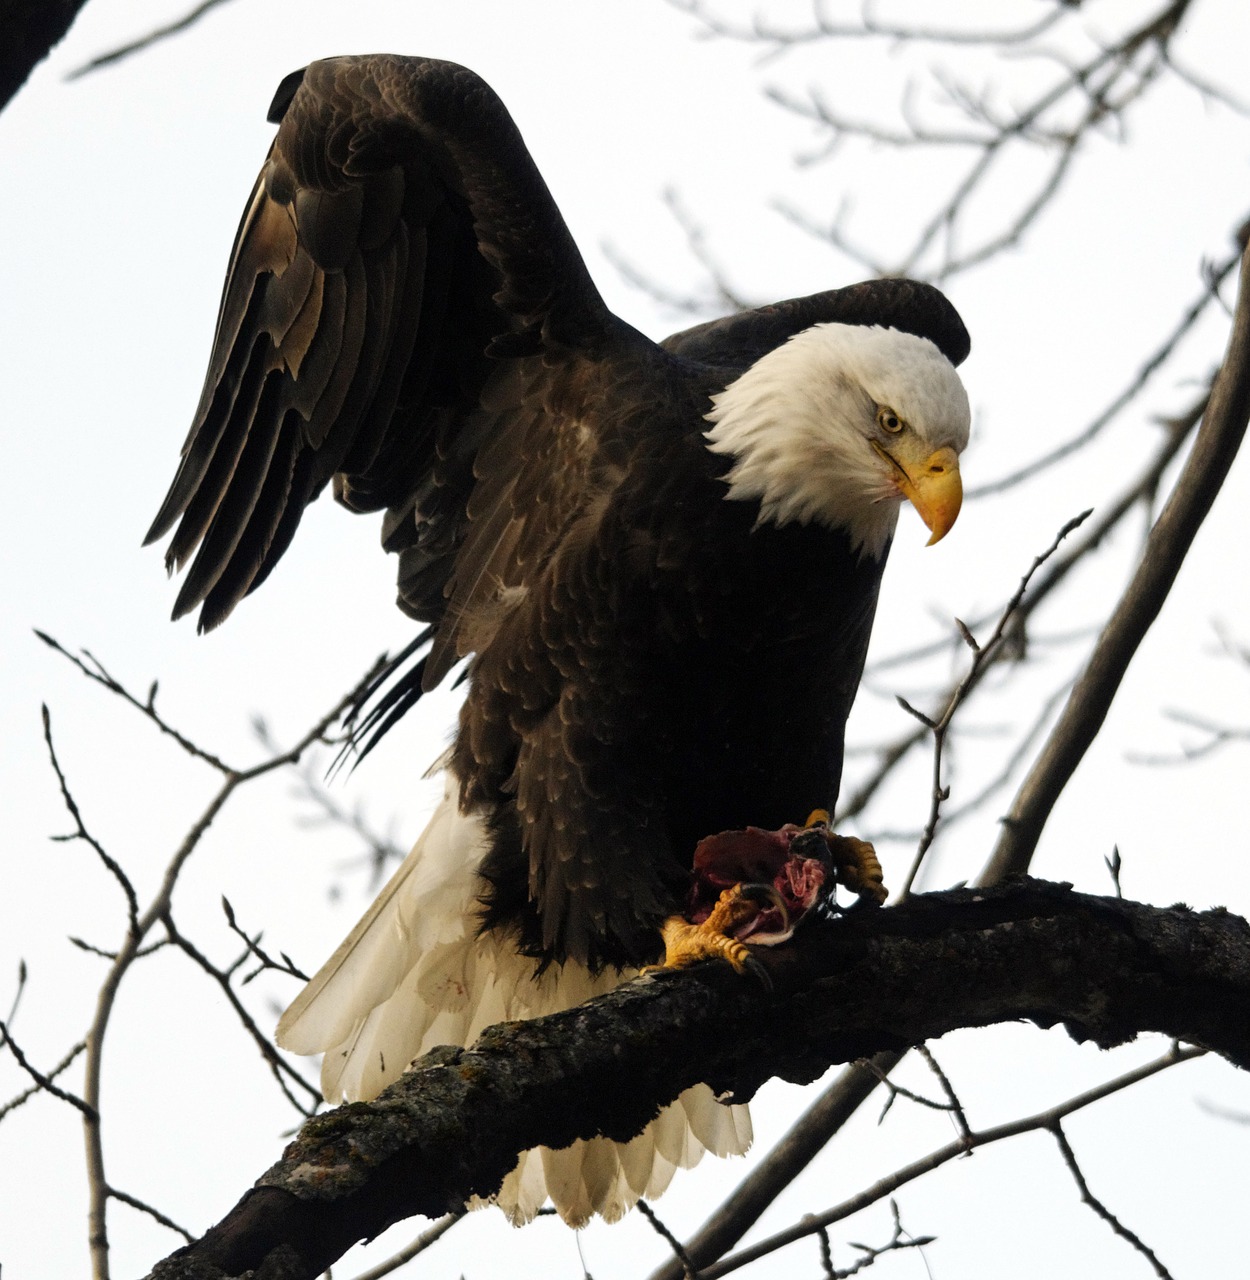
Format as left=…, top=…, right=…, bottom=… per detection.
left=652, top=885, right=762, bottom=972
left=827, top=833, right=887, bottom=905
left=805, top=810, right=887, bottom=905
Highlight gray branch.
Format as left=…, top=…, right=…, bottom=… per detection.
left=983, top=243, right=1250, bottom=881
left=144, top=878, right=1250, bottom=1280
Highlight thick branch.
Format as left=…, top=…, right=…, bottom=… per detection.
left=146, top=879, right=1250, bottom=1280
left=984, top=243, right=1250, bottom=881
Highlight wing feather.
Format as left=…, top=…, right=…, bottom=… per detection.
left=301, top=256, right=367, bottom=449
left=162, top=337, right=279, bottom=576
left=194, top=422, right=303, bottom=628
left=196, top=182, right=297, bottom=409
left=149, top=54, right=625, bottom=648
left=661, top=277, right=971, bottom=369
left=170, top=386, right=287, bottom=618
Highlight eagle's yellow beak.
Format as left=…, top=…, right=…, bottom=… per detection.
left=874, top=442, right=962, bottom=545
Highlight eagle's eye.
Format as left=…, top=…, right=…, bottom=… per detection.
left=876, top=406, right=904, bottom=434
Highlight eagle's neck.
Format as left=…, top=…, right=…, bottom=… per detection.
left=701, top=333, right=903, bottom=561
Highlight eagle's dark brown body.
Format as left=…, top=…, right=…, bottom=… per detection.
left=149, top=53, right=967, bottom=980
left=463, top=394, right=889, bottom=966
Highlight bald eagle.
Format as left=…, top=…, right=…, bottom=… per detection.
left=147, top=56, right=971, bottom=1226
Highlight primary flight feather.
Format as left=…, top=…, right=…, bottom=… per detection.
left=148, top=54, right=972, bottom=1226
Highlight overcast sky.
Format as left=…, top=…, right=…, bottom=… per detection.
left=3, top=2, right=1250, bottom=1277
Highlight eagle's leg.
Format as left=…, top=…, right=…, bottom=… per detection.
left=804, top=809, right=887, bottom=906
left=655, top=883, right=785, bottom=974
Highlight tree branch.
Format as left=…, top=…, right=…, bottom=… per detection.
left=0, top=0, right=93, bottom=111
left=144, top=878, right=1250, bottom=1279
left=700, top=1042, right=1200, bottom=1280
left=65, top=0, right=235, bottom=80
left=984, top=242, right=1250, bottom=881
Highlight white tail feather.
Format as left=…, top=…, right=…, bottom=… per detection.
left=682, top=1085, right=754, bottom=1157
left=617, top=1126, right=660, bottom=1199
left=277, top=773, right=751, bottom=1226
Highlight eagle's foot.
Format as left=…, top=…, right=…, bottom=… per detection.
left=804, top=809, right=886, bottom=905
left=656, top=816, right=883, bottom=981
left=653, top=884, right=784, bottom=977
left=829, top=834, right=886, bottom=904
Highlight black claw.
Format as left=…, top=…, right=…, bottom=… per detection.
left=742, top=953, right=773, bottom=992
left=738, top=881, right=792, bottom=933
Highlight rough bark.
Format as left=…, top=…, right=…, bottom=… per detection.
left=146, top=878, right=1250, bottom=1280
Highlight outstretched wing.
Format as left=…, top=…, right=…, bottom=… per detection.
left=146, top=55, right=635, bottom=646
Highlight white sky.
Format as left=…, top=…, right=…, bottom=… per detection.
left=2, top=2, right=1250, bottom=1277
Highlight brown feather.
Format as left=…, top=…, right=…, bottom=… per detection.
left=154, top=54, right=971, bottom=965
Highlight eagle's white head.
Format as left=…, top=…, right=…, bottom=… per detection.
left=703, top=323, right=971, bottom=559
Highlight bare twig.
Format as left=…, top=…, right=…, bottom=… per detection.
left=898, top=511, right=1091, bottom=898
left=41, top=704, right=140, bottom=929
left=637, top=1200, right=699, bottom=1279
left=760, top=1, right=1200, bottom=281
left=869, top=679, right=1072, bottom=848
left=837, top=724, right=928, bottom=824
left=0, top=1021, right=95, bottom=1118
left=108, top=1187, right=195, bottom=1245
left=1197, top=1098, right=1250, bottom=1125
left=968, top=242, right=1244, bottom=498
left=1106, top=845, right=1125, bottom=898
left=69, top=937, right=169, bottom=962
left=161, top=918, right=322, bottom=1115
left=253, top=722, right=405, bottom=893
left=868, top=388, right=1203, bottom=681
left=863, top=1047, right=971, bottom=1137
left=346, top=1212, right=463, bottom=1280
left=1162, top=49, right=1250, bottom=116
left=667, top=0, right=1065, bottom=54
left=870, top=1067, right=954, bottom=1125
left=647, top=1054, right=903, bottom=1280
left=1049, top=1122, right=1174, bottom=1279
left=0, top=1040, right=86, bottom=1122
left=220, top=898, right=309, bottom=984
left=66, top=0, right=237, bottom=79
left=807, top=1199, right=934, bottom=1279
left=1128, top=707, right=1250, bottom=765
left=36, top=632, right=233, bottom=772
left=4, top=959, right=26, bottom=1026
left=604, top=189, right=754, bottom=317
left=914, top=1045, right=971, bottom=1141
